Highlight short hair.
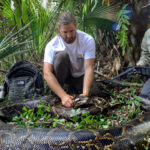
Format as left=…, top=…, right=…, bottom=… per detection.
left=57, top=12, right=76, bottom=29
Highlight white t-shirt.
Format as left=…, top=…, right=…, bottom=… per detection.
left=44, top=29, right=95, bottom=77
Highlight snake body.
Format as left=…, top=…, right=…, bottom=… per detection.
left=0, top=95, right=150, bottom=150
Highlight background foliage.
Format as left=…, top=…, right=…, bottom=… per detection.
left=0, top=0, right=149, bottom=79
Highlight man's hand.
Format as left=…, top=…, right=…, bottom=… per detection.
left=44, top=62, right=74, bottom=108
left=61, top=94, right=74, bottom=108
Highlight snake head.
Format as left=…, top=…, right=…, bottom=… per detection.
left=73, top=96, right=89, bottom=108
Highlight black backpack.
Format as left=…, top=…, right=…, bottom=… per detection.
left=4, top=61, right=44, bottom=101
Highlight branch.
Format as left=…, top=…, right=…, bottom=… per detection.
left=0, top=69, right=8, bottom=74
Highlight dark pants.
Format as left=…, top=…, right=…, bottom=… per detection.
left=53, top=51, right=109, bottom=97
left=53, top=51, right=83, bottom=93
left=140, top=78, right=150, bottom=99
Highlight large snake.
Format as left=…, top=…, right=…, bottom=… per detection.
left=0, top=95, right=150, bottom=150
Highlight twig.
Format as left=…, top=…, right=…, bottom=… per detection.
left=118, top=82, right=143, bottom=87
left=96, top=79, right=143, bottom=87
left=0, top=69, right=8, bottom=74
left=94, top=70, right=109, bottom=79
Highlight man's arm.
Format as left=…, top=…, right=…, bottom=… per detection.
left=80, top=59, right=95, bottom=97
left=43, top=62, right=73, bottom=107
left=137, top=28, right=150, bottom=66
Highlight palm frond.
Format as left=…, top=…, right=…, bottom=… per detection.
left=0, top=21, right=33, bottom=60
left=84, top=2, right=120, bottom=33
left=28, top=0, right=63, bottom=53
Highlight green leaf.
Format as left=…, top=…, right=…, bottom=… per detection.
left=73, top=116, right=80, bottom=122
left=22, top=106, right=27, bottom=112
left=76, top=108, right=81, bottom=113
left=80, top=120, right=86, bottom=125
left=122, top=24, right=128, bottom=31
left=12, top=116, right=19, bottom=121
left=81, top=112, right=89, bottom=117
left=52, top=122, right=57, bottom=127
left=111, top=99, right=118, bottom=104
left=37, top=109, right=44, bottom=115
left=103, top=125, right=109, bottom=129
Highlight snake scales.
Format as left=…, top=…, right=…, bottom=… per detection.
left=0, top=95, right=150, bottom=150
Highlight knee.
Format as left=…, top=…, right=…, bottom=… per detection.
left=55, top=51, right=69, bottom=60
left=54, top=51, right=69, bottom=67
left=53, top=51, right=70, bottom=75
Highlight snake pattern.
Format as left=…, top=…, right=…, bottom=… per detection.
left=0, top=95, right=150, bottom=150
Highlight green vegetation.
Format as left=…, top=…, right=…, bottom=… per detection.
left=12, top=88, right=142, bottom=129
left=116, top=4, right=130, bottom=56
left=0, top=0, right=123, bottom=84
left=12, top=100, right=51, bottom=127
left=12, top=100, right=112, bottom=129
left=0, top=0, right=119, bottom=62
left=116, top=4, right=131, bottom=56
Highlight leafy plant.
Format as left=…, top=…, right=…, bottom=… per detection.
left=13, top=100, right=51, bottom=127
left=12, top=88, right=142, bottom=130
left=0, top=0, right=58, bottom=59
left=0, top=21, right=33, bottom=61
left=52, top=116, right=65, bottom=128
left=116, top=4, right=131, bottom=56
left=65, top=109, right=111, bottom=129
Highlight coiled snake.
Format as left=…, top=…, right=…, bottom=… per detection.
left=0, top=95, right=150, bottom=150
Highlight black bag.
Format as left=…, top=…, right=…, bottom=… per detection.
left=4, top=61, right=44, bottom=101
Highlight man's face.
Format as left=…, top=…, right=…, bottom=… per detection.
left=59, top=23, right=76, bottom=44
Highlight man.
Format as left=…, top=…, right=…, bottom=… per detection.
left=43, top=12, right=95, bottom=108
left=136, top=28, right=150, bottom=109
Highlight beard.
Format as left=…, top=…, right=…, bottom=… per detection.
left=63, top=36, right=76, bottom=44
